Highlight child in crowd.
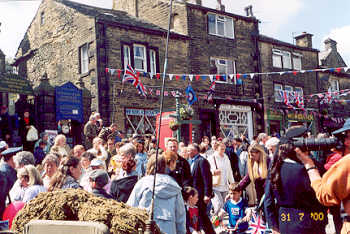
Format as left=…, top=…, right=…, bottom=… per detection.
left=183, top=187, right=204, bottom=234
left=217, top=182, right=251, bottom=233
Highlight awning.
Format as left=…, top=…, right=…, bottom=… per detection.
left=0, top=74, right=34, bottom=95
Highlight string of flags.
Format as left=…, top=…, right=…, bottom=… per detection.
left=107, top=66, right=350, bottom=83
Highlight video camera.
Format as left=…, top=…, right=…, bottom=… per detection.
left=280, top=126, right=343, bottom=152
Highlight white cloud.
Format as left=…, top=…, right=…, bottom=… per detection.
left=322, top=25, right=350, bottom=67
left=202, top=0, right=303, bottom=36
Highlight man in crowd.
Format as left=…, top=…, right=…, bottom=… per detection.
left=0, top=106, right=12, bottom=145
left=89, top=169, right=113, bottom=199
left=0, top=146, right=22, bottom=217
left=98, top=123, right=120, bottom=143
left=223, top=138, right=240, bottom=181
left=187, top=143, right=214, bottom=234
left=83, top=115, right=98, bottom=150
left=166, top=138, right=192, bottom=189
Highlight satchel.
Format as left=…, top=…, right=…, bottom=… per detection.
left=212, top=155, right=221, bottom=186
left=26, top=125, right=39, bottom=142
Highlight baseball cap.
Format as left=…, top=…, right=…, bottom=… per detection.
left=90, top=159, right=104, bottom=168
left=89, top=169, right=109, bottom=187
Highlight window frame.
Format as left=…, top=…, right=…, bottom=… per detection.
left=79, top=43, right=89, bottom=74
left=123, top=45, right=131, bottom=70
left=133, top=44, right=147, bottom=72
left=330, top=80, right=340, bottom=92
left=149, top=49, right=157, bottom=75
left=207, top=13, right=234, bottom=39
left=282, top=51, right=292, bottom=69
left=272, top=49, right=283, bottom=68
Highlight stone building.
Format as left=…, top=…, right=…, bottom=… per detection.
left=14, top=0, right=262, bottom=142
left=318, top=38, right=350, bottom=132
left=258, top=32, right=320, bottom=136
left=113, top=0, right=261, bottom=140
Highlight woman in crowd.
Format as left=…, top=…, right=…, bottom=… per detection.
left=163, top=150, right=178, bottom=176
left=48, top=156, right=81, bottom=191
left=134, top=140, right=148, bottom=177
left=79, top=152, right=96, bottom=190
left=267, top=143, right=327, bottom=234
left=19, top=110, right=36, bottom=152
left=127, top=154, right=186, bottom=234
left=207, top=141, right=234, bottom=215
left=50, top=134, right=70, bottom=158
left=238, top=142, right=269, bottom=205
left=109, top=158, right=138, bottom=202
left=19, top=165, right=46, bottom=202
left=41, top=154, right=59, bottom=189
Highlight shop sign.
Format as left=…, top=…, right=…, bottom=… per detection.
left=287, top=112, right=314, bottom=121
left=55, top=82, right=83, bottom=123
left=219, top=104, right=251, bottom=112
left=145, top=109, right=159, bottom=116
left=126, top=109, right=144, bottom=116
left=0, top=74, right=33, bottom=95
left=267, top=109, right=283, bottom=120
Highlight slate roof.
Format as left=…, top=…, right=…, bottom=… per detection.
left=258, top=34, right=319, bottom=52
left=57, top=0, right=186, bottom=37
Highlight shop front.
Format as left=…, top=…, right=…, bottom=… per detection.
left=285, top=110, right=315, bottom=134
left=218, top=104, right=253, bottom=140
left=125, top=108, right=159, bottom=137
left=266, top=109, right=284, bottom=137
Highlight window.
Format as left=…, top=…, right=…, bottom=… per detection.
left=40, top=12, right=45, bottom=25
left=295, top=87, right=303, bottom=97
left=125, top=108, right=159, bottom=136
left=293, top=53, right=302, bottom=70
left=274, top=84, right=283, bottom=102
left=282, top=51, right=291, bottom=69
left=149, top=49, right=157, bottom=76
left=208, top=13, right=234, bottom=38
left=272, top=49, right=292, bottom=69
left=272, top=50, right=283, bottom=68
left=330, top=80, right=339, bottom=92
left=123, top=45, right=131, bottom=69
left=210, top=58, right=236, bottom=83
left=79, top=44, right=89, bottom=74
left=133, top=44, right=147, bottom=72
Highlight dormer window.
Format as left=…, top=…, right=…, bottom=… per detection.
left=208, top=13, right=234, bottom=39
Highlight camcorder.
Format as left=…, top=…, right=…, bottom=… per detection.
left=280, top=126, right=343, bottom=152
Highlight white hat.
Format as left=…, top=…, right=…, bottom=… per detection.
left=265, top=137, right=280, bottom=148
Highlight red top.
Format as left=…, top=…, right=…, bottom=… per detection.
left=188, top=206, right=199, bottom=231
left=24, top=117, right=30, bottom=125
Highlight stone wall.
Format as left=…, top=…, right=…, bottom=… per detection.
left=16, top=0, right=98, bottom=112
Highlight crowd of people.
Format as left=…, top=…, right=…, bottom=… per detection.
left=2, top=111, right=350, bottom=234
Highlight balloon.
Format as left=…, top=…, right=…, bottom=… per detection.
left=2, top=201, right=25, bottom=229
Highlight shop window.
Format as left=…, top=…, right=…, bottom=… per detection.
left=125, top=108, right=158, bottom=136
left=295, top=87, right=303, bottom=97
left=79, top=43, right=89, bottom=74
left=274, top=84, right=283, bottom=102
left=208, top=13, right=234, bottom=39
left=330, top=80, right=339, bottom=92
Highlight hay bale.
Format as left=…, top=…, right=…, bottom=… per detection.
left=12, top=189, right=159, bottom=234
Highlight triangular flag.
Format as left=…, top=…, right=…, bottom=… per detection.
left=209, top=75, right=214, bottom=82
left=149, top=72, right=154, bottom=79
left=148, top=88, right=153, bottom=95
left=336, top=67, right=342, bottom=73
left=242, top=74, right=248, bottom=79
left=189, top=75, right=193, bottom=82
left=156, top=73, right=161, bottom=79
left=236, top=74, right=241, bottom=79
left=216, top=75, right=221, bottom=81
left=164, top=91, right=168, bottom=96
left=233, top=74, right=237, bottom=85
left=250, top=73, right=255, bottom=79
left=156, top=90, right=160, bottom=95
left=105, top=68, right=109, bottom=73
left=195, top=75, right=200, bottom=81
left=171, top=91, right=176, bottom=97
left=229, top=74, right=234, bottom=80
left=292, top=71, right=298, bottom=76
left=117, top=69, right=122, bottom=78
left=201, top=75, right=207, bottom=80
left=110, top=69, right=116, bottom=75
left=300, top=70, right=306, bottom=73
left=279, top=72, right=285, bottom=76
left=169, top=74, right=174, bottom=80
left=182, top=75, right=186, bottom=81
left=176, top=75, right=180, bottom=81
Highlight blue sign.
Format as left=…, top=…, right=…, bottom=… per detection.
left=55, top=82, right=83, bottom=123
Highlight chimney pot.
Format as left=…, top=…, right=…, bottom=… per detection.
left=294, top=32, right=313, bottom=48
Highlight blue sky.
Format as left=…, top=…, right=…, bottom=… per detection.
left=0, top=0, right=349, bottom=67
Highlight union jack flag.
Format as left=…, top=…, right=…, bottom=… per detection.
left=279, top=90, right=294, bottom=109
left=246, top=211, right=266, bottom=234
left=207, top=81, right=216, bottom=102
left=123, top=64, right=147, bottom=96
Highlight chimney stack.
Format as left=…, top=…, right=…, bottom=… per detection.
left=324, top=38, right=337, bottom=51
left=244, top=5, right=254, bottom=17
left=216, top=0, right=225, bottom=11
left=294, top=32, right=313, bottom=48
